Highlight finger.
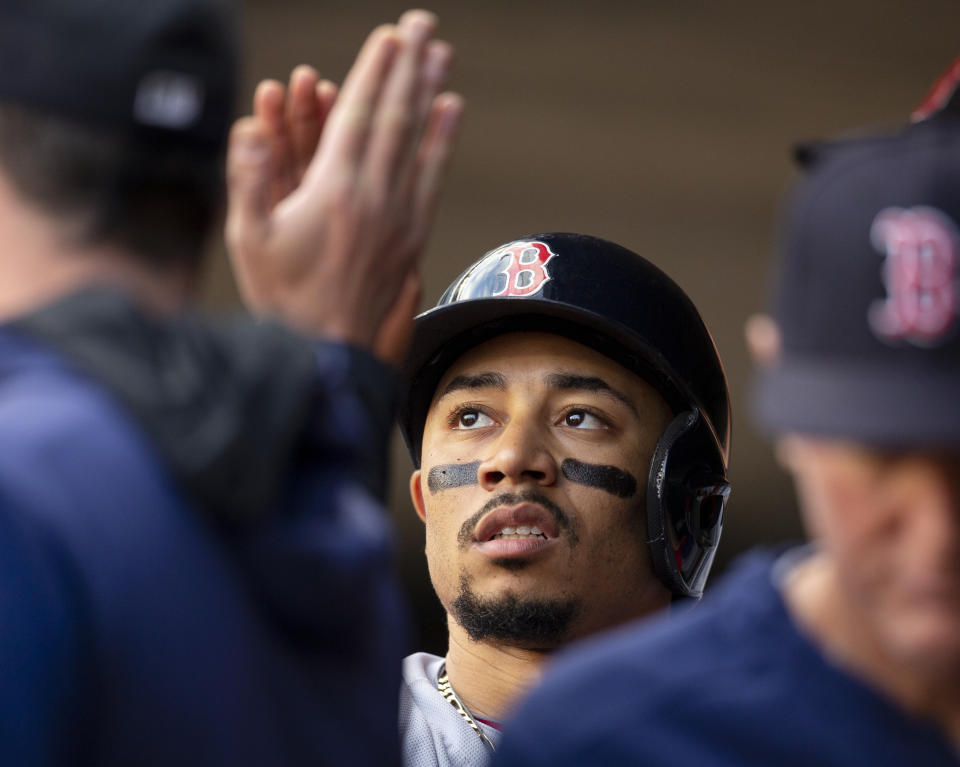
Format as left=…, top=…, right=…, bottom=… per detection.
left=373, top=269, right=422, bottom=367
left=309, top=24, right=400, bottom=178
left=316, top=79, right=339, bottom=122
left=225, top=117, right=275, bottom=264
left=254, top=79, right=296, bottom=201
left=407, top=92, right=464, bottom=252
left=286, top=64, right=323, bottom=180
left=387, top=38, right=454, bottom=203
left=311, top=80, right=339, bottom=181
left=361, top=11, right=439, bottom=189
left=416, top=41, right=454, bottom=129
left=253, top=79, right=286, bottom=135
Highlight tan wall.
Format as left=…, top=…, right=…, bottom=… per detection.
left=203, top=0, right=959, bottom=652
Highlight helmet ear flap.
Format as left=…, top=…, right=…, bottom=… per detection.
left=646, top=410, right=730, bottom=599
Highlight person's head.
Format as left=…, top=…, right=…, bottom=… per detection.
left=0, top=0, right=237, bottom=273
left=751, top=65, right=960, bottom=680
left=400, top=233, right=731, bottom=649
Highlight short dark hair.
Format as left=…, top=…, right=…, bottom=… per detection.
left=0, top=103, right=224, bottom=270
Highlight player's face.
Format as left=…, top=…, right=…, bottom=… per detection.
left=786, top=438, right=960, bottom=678
left=410, top=332, right=673, bottom=647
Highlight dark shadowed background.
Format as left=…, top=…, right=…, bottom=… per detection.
left=201, top=0, right=959, bottom=654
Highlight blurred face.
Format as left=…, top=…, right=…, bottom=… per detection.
left=409, top=332, right=673, bottom=649
left=783, top=438, right=960, bottom=679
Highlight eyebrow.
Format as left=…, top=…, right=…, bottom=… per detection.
left=545, top=373, right=639, bottom=417
left=438, top=372, right=507, bottom=399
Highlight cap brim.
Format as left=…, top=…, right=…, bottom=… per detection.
left=403, top=297, right=676, bottom=386
left=752, top=356, right=960, bottom=447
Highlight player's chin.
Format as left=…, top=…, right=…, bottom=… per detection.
left=474, top=565, right=571, bottom=598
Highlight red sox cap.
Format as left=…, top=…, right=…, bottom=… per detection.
left=399, top=232, right=730, bottom=469
left=752, top=58, right=960, bottom=446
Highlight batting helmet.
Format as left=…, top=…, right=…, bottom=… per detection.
left=399, top=232, right=731, bottom=598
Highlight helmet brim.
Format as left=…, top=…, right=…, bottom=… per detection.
left=399, top=296, right=717, bottom=466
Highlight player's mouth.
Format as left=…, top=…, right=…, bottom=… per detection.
left=490, top=524, right=547, bottom=540
left=472, top=504, right=560, bottom=558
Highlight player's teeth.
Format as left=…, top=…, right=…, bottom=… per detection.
left=493, top=529, right=548, bottom=539
left=491, top=522, right=551, bottom=540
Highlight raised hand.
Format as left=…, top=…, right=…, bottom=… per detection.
left=226, top=10, right=463, bottom=365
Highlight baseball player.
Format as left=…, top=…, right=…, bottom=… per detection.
left=492, top=60, right=960, bottom=767
left=396, top=232, right=732, bottom=764
left=0, top=4, right=461, bottom=765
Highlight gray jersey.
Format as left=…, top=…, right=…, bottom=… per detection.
left=399, top=652, right=501, bottom=767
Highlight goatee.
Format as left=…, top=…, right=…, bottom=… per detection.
left=452, top=575, right=578, bottom=646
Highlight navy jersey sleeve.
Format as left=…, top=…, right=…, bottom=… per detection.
left=305, top=341, right=399, bottom=501
left=223, top=340, right=408, bottom=762
left=225, top=339, right=407, bottom=637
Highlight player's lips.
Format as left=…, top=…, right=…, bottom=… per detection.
left=473, top=504, right=560, bottom=558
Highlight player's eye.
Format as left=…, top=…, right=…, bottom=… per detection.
left=563, top=409, right=606, bottom=429
left=450, top=408, right=495, bottom=430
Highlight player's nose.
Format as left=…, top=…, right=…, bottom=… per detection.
left=898, top=452, right=960, bottom=558
left=477, top=416, right=557, bottom=491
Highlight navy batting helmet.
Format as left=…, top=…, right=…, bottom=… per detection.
left=399, top=232, right=731, bottom=598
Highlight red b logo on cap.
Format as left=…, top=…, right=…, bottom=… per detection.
left=491, top=241, right=557, bottom=297
left=868, top=206, right=959, bottom=346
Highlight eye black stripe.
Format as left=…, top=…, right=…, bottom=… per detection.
left=561, top=458, right=637, bottom=498
left=427, top=462, right=481, bottom=493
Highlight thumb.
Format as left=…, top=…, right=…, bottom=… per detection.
left=373, top=270, right=422, bottom=368
left=225, top=117, right=274, bottom=256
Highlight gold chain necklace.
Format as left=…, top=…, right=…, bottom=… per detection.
left=436, top=664, right=497, bottom=752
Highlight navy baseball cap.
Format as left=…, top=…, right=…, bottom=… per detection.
left=752, top=60, right=960, bottom=447
left=0, top=0, right=237, bottom=150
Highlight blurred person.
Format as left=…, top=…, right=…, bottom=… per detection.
left=0, top=2, right=462, bottom=765
left=394, top=232, right=732, bottom=764
left=492, top=60, right=960, bottom=767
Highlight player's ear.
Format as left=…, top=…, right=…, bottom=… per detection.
left=409, top=470, right=427, bottom=523
left=773, top=434, right=818, bottom=476
left=745, top=313, right=781, bottom=370
left=772, top=435, right=829, bottom=540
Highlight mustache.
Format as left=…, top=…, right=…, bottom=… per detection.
left=457, top=491, right=577, bottom=548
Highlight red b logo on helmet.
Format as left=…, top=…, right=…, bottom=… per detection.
left=868, top=206, right=959, bottom=346
left=491, top=241, right=557, bottom=297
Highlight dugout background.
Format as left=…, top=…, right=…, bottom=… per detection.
left=201, top=0, right=959, bottom=655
